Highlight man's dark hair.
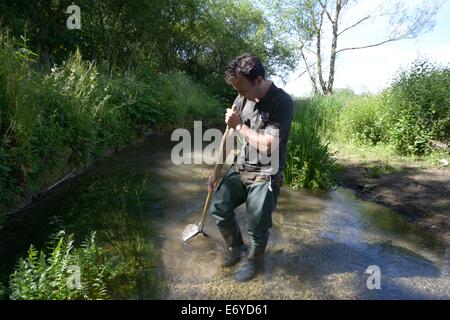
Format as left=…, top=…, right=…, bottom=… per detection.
left=225, top=53, right=266, bottom=84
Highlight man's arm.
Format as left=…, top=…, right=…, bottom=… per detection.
left=237, top=124, right=277, bottom=155
left=225, top=108, right=278, bottom=155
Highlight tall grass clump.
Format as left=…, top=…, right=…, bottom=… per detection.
left=39, top=49, right=106, bottom=165
left=285, top=99, right=336, bottom=190
left=9, top=231, right=108, bottom=300
left=339, top=94, right=390, bottom=145
left=384, top=60, right=450, bottom=155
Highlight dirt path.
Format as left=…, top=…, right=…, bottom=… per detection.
left=335, top=156, right=450, bottom=245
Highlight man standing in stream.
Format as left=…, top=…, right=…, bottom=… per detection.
left=208, top=53, right=294, bottom=282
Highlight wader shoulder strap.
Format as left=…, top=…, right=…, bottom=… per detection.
left=240, top=98, right=247, bottom=113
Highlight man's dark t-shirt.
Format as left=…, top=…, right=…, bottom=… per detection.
left=233, top=83, right=294, bottom=178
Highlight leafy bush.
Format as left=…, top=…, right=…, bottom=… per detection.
left=9, top=231, right=108, bottom=300
left=285, top=100, right=336, bottom=190
left=107, top=74, right=162, bottom=131
left=385, top=60, right=450, bottom=155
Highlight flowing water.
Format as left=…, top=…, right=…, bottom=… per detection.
left=0, top=135, right=449, bottom=299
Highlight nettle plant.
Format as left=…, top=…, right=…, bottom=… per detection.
left=9, top=231, right=109, bottom=300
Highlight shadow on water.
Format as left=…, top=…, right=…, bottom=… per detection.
left=0, top=158, right=168, bottom=299
left=322, top=188, right=447, bottom=252
left=280, top=240, right=441, bottom=279
left=267, top=240, right=443, bottom=300
left=255, top=186, right=449, bottom=300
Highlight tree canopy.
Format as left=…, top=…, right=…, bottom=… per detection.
left=0, top=0, right=296, bottom=98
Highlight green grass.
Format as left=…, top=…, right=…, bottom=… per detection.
left=329, top=139, right=449, bottom=170
left=286, top=74, right=449, bottom=190
left=338, top=94, right=390, bottom=145
left=330, top=140, right=397, bottom=162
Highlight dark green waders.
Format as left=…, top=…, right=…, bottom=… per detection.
left=209, top=165, right=280, bottom=282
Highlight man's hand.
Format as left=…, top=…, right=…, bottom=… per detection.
left=208, top=176, right=219, bottom=192
left=225, top=107, right=242, bottom=129
left=208, top=173, right=224, bottom=192
left=208, top=175, right=215, bottom=192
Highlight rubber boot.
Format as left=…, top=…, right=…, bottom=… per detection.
left=218, top=220, right=245, bottom=268
left=234, top=231, right=268, bottom=282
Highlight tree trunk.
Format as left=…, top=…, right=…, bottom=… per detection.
left=316, top=8, right=327, bottom=94
left=327, top=21, right=338, bottom=95
left=327, top=0, right=342, bottom=95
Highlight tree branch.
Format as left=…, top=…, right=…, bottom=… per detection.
left=336, top=37, right=402, bottom=54
left=318, top=0, right=333, bottom=23
left=296, top=69, right=309, bottom=79
left=300, top=46, right=319, bottom=93
left=338, top=15, right=371, bottom=36
left=304, top=46, right=317, bottom=55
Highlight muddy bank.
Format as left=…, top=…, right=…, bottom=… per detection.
left=335, top=156, right=450, bottom=245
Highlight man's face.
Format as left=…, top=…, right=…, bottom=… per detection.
left=231, top=74, right=261, bottom=101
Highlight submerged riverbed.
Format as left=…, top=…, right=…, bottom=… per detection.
left=0, top=135, right=448, bottom=299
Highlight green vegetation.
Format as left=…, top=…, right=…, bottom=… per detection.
left=0, top=0, right=298, bottom=222
left=4, top=169, right=162, bottom=300
left=287, top=59, right=450, bottom=187
left=9, top=231, right=108, bottom=300
left=0, top=36, right=222, bottom=223
left=0, top=0, right=447, bottom=302
left=339, top=94, right=390, bottom=145
left=386, top=60, right=450, bottom=155
left=285, top=99, right=337, bottom=190
left=60, top=170, right=162, bottom=299
left=335, top=60, right=450, bottom=156
left=0, top=0, right=296, bottom=299
left=0, top=0, right=293, bottom=99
